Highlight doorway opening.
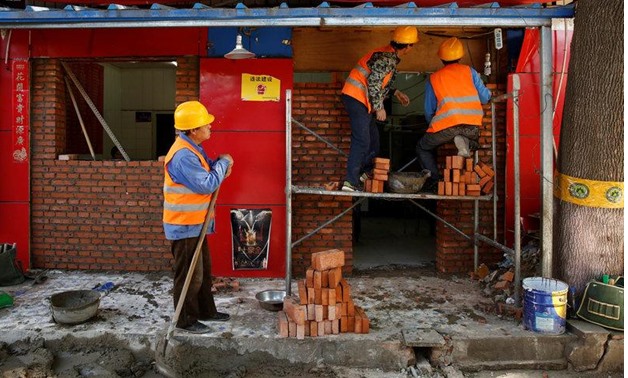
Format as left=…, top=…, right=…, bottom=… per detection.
left=352, top=73, right=437, bottom=270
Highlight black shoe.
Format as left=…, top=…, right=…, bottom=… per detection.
left=200, top=312, right=230, bottom=322
left=178, top=321, right=211, bottom=334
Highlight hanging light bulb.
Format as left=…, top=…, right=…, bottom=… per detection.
left=484, top=52, right=492, bottom=77
left=224, top=35, right=256, bottom=60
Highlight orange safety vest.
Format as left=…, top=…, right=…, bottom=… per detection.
left=342, top=45, right=396, bottom=113
left=427, top=64, right=484, bottom=133
left=163, top=137, right=213, bottom=225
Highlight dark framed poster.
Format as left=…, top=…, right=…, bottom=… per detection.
left=230, top=209, right=272, bottom=270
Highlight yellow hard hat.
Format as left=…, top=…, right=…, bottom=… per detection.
left=174, top=101, right=215, bottom=131
left=438, top=37, right=464, bottom=61
left=392, top=26, right=419, bottom=44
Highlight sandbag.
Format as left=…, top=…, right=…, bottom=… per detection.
left=576, top=277, right=624, bottom=331
left=0, top=243, right=25, bottom=286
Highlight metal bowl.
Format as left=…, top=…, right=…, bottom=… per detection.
left=388, top=170, right=431, bottom=194
left=50, top=289, right=101, bottom=325
left=255, top=290, right=286, bottom=312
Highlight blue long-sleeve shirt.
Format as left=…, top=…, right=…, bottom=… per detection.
left=424, top=66, right=491, bottom=124
left=163, top=133, right=231, bottom=240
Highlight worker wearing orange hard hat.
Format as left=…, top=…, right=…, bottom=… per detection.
left=417, top=37, right=491, bottom=192
left=340, top=26, right=419, bottom=192
left=163, top=100, right=234, bottom=334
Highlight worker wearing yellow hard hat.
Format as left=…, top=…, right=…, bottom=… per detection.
left=417, top=37, right=492, bottom=193
left=163, top=100, right=234, bottom=334
left=341, top=26, right=419, bottom=192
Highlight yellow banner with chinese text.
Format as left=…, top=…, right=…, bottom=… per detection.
left=241, top=74, right=280, bottom=102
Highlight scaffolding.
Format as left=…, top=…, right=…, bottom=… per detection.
left=283, top=84, right=524, bottom=303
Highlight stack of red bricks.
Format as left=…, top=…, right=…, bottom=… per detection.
left=437, top=155, right=495, bottom=196
left=277, top=249, right=369, bottom=339
left=364, top=157, right=390, bottom=193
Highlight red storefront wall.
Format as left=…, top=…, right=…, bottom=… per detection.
left=0, top=28, right=207, bottom=270
left=504, top=27, right=572, bottom=246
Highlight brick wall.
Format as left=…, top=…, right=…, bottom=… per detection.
left=435, top=84, right=507, bottom=273
left=28, top=58, right=202, bottom=271
left=291, top=82, right=353, bottom=277
left=29, top=57, right=505, bottom=274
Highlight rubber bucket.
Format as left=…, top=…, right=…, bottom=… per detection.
left=522, top=277, right=569, bottom=335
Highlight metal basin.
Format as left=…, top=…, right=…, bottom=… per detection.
left=255, top=290, right=286, bottom=312
left=50, top=290, right=100, bottom=325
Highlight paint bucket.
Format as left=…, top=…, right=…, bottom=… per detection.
left=522, top=277, right=569, bottom=335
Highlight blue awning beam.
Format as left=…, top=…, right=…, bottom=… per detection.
left=0, top=2, right=574, bottom=29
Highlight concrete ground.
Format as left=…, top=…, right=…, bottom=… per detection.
left=0, top=267, right=622, bottom=377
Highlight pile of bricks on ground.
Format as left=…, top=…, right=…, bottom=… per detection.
left=364, top=157, right=390, bottom=193
left=437, top=155, right=495, bottom=196
left=278, top=249, right=369, bottom=339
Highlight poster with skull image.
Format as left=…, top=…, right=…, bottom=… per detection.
left=230, top=209, right=272, bottom=270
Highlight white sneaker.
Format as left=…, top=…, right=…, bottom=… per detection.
left=341, top=181, right=359, bottom=192
left=454, top=135, right=471, bottom=158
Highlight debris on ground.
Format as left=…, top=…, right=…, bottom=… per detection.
left=212, top=277, right=240, bottom=293
left=471, top=239, right=542, bottom=320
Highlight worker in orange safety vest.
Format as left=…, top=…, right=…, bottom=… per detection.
left=340, top=26, right=419, bottom=192
left=163, top=100, right=234, bottom=334
left=417, top=37, right=491, bottom=192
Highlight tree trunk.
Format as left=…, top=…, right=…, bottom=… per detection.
left=553, top=0, right=624, bottom=295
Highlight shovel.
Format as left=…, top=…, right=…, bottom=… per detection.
left=155, top=186, right=220, bottom=377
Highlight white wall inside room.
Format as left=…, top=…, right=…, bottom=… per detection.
left=103, top=63, right=176, bottom=160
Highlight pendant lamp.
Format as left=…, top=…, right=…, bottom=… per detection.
left=224, top=35, right=256, bottom=60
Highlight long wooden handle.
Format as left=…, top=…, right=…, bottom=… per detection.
left=165, top=186, right=221, bottom=339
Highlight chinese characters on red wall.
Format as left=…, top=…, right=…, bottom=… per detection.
left=12, top=60, right=29, bottom=163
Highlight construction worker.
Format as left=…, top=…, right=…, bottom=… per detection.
left=341, top=26, right=419, bottom=192
left=163, top=100, right=233, bottom=334
left=417, top=37, right=491, bottom=192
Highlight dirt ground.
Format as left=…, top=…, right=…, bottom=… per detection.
left=0, top=266, right=479, bottom=378
left=0, top=266, right=617, bottom=378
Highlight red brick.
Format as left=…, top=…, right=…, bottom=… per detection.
left=283, top=296, right=306, bottom=325
left=313, top=270, right=322, bottom=289
left=296, top=324, right=305, bottom=340
left=321, top=270, right=329, bottom=287
left=339, top=279, right=351, bottom=303
left=317, top=321, right=325, bottom=336
left=328, top=267, right=342, bottom=288
left=277, top=311, right=289, bottom=338
left=327, top=288, right=336, bottom=306
left=311, top=249, right=345, bottom=271
left=310, top=321, right=318, bottom=337
left=297, top=280, right=308, bottom=305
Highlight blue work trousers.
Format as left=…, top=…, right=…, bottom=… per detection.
left=342, top=94, right=379, bottom=186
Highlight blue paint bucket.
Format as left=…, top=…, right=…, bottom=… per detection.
left=522, top=277, right=569, bottom=335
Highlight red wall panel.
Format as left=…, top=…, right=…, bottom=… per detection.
left=0, top=203, right=29, bottom=269
left=504, top=73, right=566, bottom=245
left=203, top=132, right=286, bottom=205
left=30, top=28, right=207, bottom=58
left=200, top=59, right=294, bottom=131
left=199, top=58, right=292, bottom=278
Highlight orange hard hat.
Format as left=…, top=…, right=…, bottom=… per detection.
left=392, top=26, right=419, bottom=44
left=438, top=37, right=464, bottom=61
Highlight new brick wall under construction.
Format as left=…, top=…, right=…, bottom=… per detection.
left=28, top=57, right=504, bottom=274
